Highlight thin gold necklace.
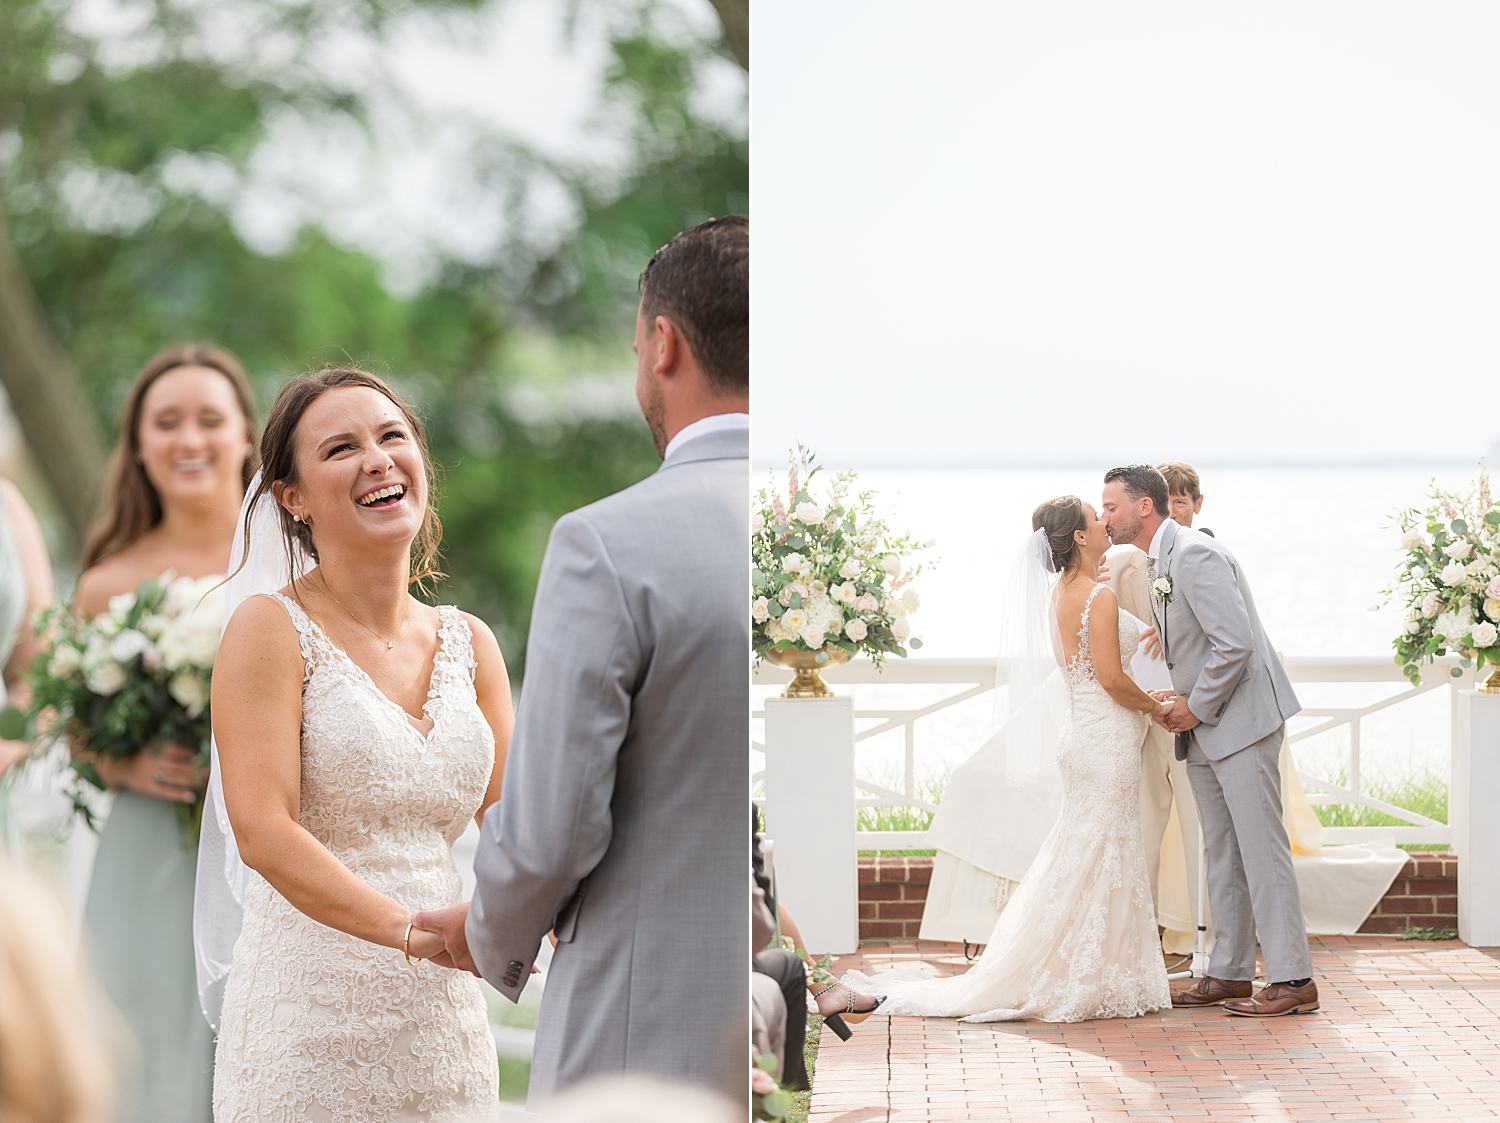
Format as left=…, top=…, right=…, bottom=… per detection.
left=317, top=575, right=406, bottom=650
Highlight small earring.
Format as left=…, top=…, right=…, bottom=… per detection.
left=292, top=514, right=302, bottom=524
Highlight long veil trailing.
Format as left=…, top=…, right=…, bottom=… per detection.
left=925, top=528, right=1069, bottom=884
left=193, top=470, right=310, bottom=1029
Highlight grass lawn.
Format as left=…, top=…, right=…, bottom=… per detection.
left=497, top=1057, right=530, bottom=1103
left=786, top=1014, right=822, bottom=1123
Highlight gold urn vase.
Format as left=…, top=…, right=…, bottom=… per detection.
left=1481, top=663, right=1500, bottom=695
left=764, top=647, right=850, bottom=698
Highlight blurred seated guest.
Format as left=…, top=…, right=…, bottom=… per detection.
left=753, top=809, right=876, bottom=1051
left=751, top=854, right=802, bottom=1090
left=1158, top=461, right=1211, bottom=536
left=75, top=344, right=257, bottom=1123
left=0, top=478, right=56, bottom=850
left=540, top=1076, right=740, bottom=1123
left=0, top=853, right=117, bottom=1123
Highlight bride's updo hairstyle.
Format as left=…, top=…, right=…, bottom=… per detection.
left=244, top=366, right=444, bottom=591
left=1032, top=495, right=1089, bottom=574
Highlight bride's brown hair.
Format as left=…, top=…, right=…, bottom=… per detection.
left=1032, top=495, right=1089, bottom=573
left=244, top=367, right=443, bottom=593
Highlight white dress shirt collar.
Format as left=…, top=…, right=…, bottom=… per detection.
left=1146, top=517, right=1173, bottom=561
left=662, top=411, right=749, bottom=462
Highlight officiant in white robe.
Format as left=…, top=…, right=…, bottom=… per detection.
left=920, top=543, right=1409, bottom=949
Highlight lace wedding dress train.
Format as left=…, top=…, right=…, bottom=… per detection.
left=851, top=585, right=1171, bottom=1022
left=213, top=596, right=499, bottom=1121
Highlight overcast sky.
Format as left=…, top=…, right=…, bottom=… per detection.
left=751, top=3, right=1500, bottom=468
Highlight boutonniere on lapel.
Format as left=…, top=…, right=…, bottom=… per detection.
left=1151, top=574, right=1174, bottom=604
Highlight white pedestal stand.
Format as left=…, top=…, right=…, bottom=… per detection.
left=763, top=697, right=858, bottom=954
left=1452, top=690, right=1500, bottom=947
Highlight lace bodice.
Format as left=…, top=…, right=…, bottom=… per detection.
left=1063, top=583, right=1143, bottom=689
left=213, top=595, right=499, bottom=1122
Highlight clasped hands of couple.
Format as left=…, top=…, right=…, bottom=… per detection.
left=1136, top=627, right=1197, bottom=734
left=400, top=902, right=543, bottom=978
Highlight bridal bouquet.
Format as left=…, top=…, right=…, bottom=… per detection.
left=1387, top=472, right=1500, bottom=685
left=751, top=448, right=934, bottom=667
left=2, top=573, right=225, bottom=842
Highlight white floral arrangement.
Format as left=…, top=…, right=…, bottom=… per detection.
left=2, top=572, right=225, bottom=841
left=751, top=449, right=933, bottom=668
left=1388, top=472, right=1500, bottom=684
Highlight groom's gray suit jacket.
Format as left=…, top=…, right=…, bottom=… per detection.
left=467, top=426, right=749, bottom=1106
left=1152, top=519, right=1299, bottom=760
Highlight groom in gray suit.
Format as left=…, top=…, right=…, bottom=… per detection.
left=412, top=217, right=749, bottom=1105
left=1101, top=464, right=1317, bottom=1018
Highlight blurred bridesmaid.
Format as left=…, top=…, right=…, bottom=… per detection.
left=74, top=344, right=257, bottom=1123
left=0, top=476, right=56, bottom=849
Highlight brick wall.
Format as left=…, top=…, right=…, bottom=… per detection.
left=858, top=851, right=1458, bottom=943
left=1355, top=852, right=1458, bottom=935
left=858, top=855, right=932, bottom=940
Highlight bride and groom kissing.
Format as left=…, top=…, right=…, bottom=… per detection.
left=854, top=464, right=1318, bottom=1023
left=196, top=216, right=748, bottom=1119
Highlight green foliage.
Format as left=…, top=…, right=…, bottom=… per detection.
left=1397, top=927, right=1458, bottom=941
left=785, top=1014, right=821, bottom=1123
left=1310, top=769, right=1448, bottom=831
left=1, top=0, right=743, bottom=670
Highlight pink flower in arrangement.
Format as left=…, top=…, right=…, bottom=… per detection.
left=752, top=1068, right=778, bottom=1095
left=1487, top=575, right=1500, bottom=601
left=854, top=594, right=878, bottom=613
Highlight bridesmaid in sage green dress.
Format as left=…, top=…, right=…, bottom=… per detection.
left=0, top=476, right=56, bottom=850
left=74, top=344, right=257, bottom=1123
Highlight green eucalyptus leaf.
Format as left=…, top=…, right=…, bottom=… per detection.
left=1454, top=519, right=1469, bottom=535
left=788, top=592, right=803, bottom=610
left=910, top=637, right=923, bottom=649
left=814, top=651, right=829, bottom=664
left=1452, top=667, right=1465, bottom=677
left=0, top=707, right=25, bottom=741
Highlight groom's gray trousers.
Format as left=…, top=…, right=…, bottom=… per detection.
left=1183, top=725, right=1313, bottom=983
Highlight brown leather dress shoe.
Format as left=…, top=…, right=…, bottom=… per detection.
left=1170, top=976, right=1254, bottom=1007
left=1224, top=979, right=1320, bottom=1018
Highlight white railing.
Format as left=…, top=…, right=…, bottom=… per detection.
left=752, top=655, right=1463, bottom=849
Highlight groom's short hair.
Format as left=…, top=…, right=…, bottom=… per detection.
left=638, top=215, right=748, bottom=397
left=1104, top=464, right=1169, bottom=517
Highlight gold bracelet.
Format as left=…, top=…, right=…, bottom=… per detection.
left=404, top=921, right=419, bottom=967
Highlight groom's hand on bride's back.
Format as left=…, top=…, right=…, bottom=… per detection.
left=411, top=903, right=479, bottom=976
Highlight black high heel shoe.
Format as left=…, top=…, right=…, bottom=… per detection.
left=811, top=982, right=885, bottom=1041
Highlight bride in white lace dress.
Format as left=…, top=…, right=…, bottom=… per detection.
left=206, top=369, right=512, bottom=1120
left=852, top=497, right=1173, bottom=1023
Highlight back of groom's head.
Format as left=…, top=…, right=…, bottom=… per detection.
left=638, top=215, right=748, bottom=397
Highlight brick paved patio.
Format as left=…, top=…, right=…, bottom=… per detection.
left=810, top=936, right=1500, bottom=1121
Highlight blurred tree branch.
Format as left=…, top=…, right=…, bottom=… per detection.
left=0, top=199, right=104, bottom=542
left=707, top=0, right=747, bottom=70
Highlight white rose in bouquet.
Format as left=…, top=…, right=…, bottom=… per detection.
left=832, top=582, right=857, bottom=606
left=901, top=587, right=920, bottom=611
left=86, top=660, right=129, bottom=696
left=793, top=501, right=824, bottom=525
left=891, top=617, right=913, bottom=643
left=854, top=593, right=878, bottom=613
left=844, top=618, right=868, bottom=642
left=1473, top=622, right=1499, bottom=649
left=1400, top=526, right=1428, bottom=552
left=752, top=597, right=769, bottom=623
left=1422, top=591, right=1442, bottom=617
left=881, top=555, right=902, bottom=576
left=1441, top=562, right=1469, bottom=586
left=1485, top=597, right=1500, bottom=622
left=1487, top=575, right=1500, bottom=600
left=799, top=627, right=825, bottom=649
left=47, top=644, right=83, bottom=679
left=1447, top=539, right=1474, bottom=561
left=780, top=553, right=806, bottom=574
left=107, top=592, right=137, bottom=621
left=838, top=559, right=862, bottom=580
left=781, top=607, right=809, bottom=633
left=109, top=629, right=151, bottom=663
left=1403, top=619, right=1422, bottom=635
left=750, top=511, right=765, bottom=534
left=169, top=671, right=209, bottom=717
